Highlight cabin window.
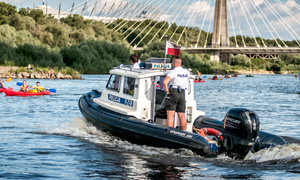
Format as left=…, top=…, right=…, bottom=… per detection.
left=106, top=74, right=121, bottom=91
left=123, top=76, right=135, bottom=96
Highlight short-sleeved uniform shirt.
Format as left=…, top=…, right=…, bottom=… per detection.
left=165, top=67, right=190, bottom=112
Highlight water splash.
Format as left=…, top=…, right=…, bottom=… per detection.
left=42, top=117, right=200, bottom=158
left=245, top=144, right=300, bottom=163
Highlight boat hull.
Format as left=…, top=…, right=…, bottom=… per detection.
left=0, top=87, right=13, bottom=93
left=194, top=80, right=205, bottom=83
left=79, top=90, right=215, bottom=156
left=4, top=90, right=51, bottom=96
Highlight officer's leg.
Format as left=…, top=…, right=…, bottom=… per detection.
left=166, top=110, right=175, bottom=127
left=177, top=112, right=187, bottom=131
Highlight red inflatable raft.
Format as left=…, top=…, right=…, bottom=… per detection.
left=4, top=89, right=51, bottom=96
left=194, top=80, right=205, bottom=83
left=0, top=87, right=13, bottom=93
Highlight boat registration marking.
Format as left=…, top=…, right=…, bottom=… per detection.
left=108, top=94, right=134, bottom=107
left=169, top=130, right=193, bottom=139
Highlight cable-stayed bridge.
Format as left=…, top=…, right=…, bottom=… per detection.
left=34, top=0, right=300, bottom=63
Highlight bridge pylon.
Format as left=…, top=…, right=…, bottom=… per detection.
left=211, top=0, right=230, bottom=64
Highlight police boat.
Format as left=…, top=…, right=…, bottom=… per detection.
left=78, top=58, right=286, bottom=158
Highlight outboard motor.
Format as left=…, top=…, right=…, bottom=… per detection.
left=223, top=108, right=260, bottom=158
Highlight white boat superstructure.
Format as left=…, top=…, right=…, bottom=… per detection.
left=93, top=58, right=205, bottom=132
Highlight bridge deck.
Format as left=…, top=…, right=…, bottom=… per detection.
left=133, top=47, right=300, bottom=54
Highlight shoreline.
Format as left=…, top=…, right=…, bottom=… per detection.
left=0, top=66, right=82, bottom=80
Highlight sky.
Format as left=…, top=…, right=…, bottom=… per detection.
left=5, top=0, right=300, bottom=42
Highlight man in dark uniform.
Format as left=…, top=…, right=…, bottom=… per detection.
left=163, top=56, right=190, bottom=130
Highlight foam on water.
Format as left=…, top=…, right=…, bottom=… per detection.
left=245, top=144, right=300, bottom=163
left=42, top=116, right=199, bottom=158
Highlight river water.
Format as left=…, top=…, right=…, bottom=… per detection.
left=1, top=74, right=300, bottom=179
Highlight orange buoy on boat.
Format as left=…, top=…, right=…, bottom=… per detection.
left=198, top=128, right=223, bottom=141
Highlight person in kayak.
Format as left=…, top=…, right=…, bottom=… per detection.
left=163, top=56, right=190, bottom=131
left=29, top=81, right=44, bottom=92
left=0, top=79, right=3, bottom=89
left=20, top=81, right=28, bottom=92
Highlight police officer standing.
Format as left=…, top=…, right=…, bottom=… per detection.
left=163, top=56, right=190, bottom=130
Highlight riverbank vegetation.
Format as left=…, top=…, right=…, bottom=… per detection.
left=0, top=2, right=299, bottom=74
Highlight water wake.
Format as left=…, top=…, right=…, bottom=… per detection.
left=245, top=144, right=300, bottom=163
left=42, top=116, right=198, bottom=158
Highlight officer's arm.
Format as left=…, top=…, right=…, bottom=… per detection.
left=163, top=76, right=171, bottom=94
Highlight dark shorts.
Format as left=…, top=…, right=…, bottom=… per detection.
left=165, top=90, right=186, bottom=113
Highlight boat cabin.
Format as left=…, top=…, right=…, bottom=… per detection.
left=93, top=58, right=205, bottom=132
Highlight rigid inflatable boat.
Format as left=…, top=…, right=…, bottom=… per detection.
left=79, top=58, right=285, bottom=158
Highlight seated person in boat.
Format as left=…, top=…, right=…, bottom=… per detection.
left=20, top=81, right=28, bottom=92
left=213, top=75, right=218, bottom=79
left=0, top=79, right=3, bottom=89
left=130, top=54, right=140, bottom=69
left=163, top=56, right=190, bottom=131
left=195, top=76, right=199, bottom=81
left=29, top=81, right=44, bottom=92
left=198, top=75, right=203, bottom=81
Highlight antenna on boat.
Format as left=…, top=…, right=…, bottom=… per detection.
left=164, top=35, right=167, bottom=72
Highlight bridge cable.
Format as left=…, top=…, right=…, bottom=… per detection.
left=230, top=0, right=246, bottom=47
left=249, top=0, right=281, bottom=48
left=64, top=0, right=89, bottom=13
left=289, top=0, right=300, bottom=11
left=242, top=0, right=267, bottom=47
left=189, top=1, right=203, bottom=46
left=97, top=1, right=107, bottom=18
left=227, top=0, right=238, bottom=47
left=134, top=0, right=179, bottom=47
left=114, top=0, right=154, bottom=32
left=195, top=0, right=211, bottom=47
left=148, top=0, right=185, bottom=45
left=113, top=2, right=152, bottom=32
left=121, top=0, right=162, bottom=35
left=126, top=3, right=141, bottom=19
left=109, top=1, right=123, bottom=18
left=89, top=1, right=98, bottom=17
left=73, top=0, right=96, bottom=15
left=110, top=1, right=139, bottom=30
left=104, top=1, right=116, bottom=19
left=238, top=0, right=260, bottom=47
left=204, top=4, right=214, bottom=48
left=250, top=0, right=287, bottom=47
left=264, top=0, right=300, bottom=46
left=275, top=0, right=300, bottom=26
left=176, top=0, right=201, bottom=45
left=128, top=0, right=173, bottom=45
left=169, top=0, right=196, bottom=41
left=105, top=1, right=132, bottom=27
left=159, top=0, right=191, bottom=41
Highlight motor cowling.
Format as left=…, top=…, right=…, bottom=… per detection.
left=222, top=108, right=260, bottom=157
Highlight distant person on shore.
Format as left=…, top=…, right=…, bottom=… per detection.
left=20, top=81, right=28, bottom=92
left=130, top=54, right=140, bottom=69
left=30, top=81, right=44, bottom=92
left=48, top=68, right=54, bottom=78
left=0, top=79, right=4, bottom=89
left=27, top=64, right=32, bottom=70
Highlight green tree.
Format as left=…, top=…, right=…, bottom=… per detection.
left=0, top=2, right=17, bottom=25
